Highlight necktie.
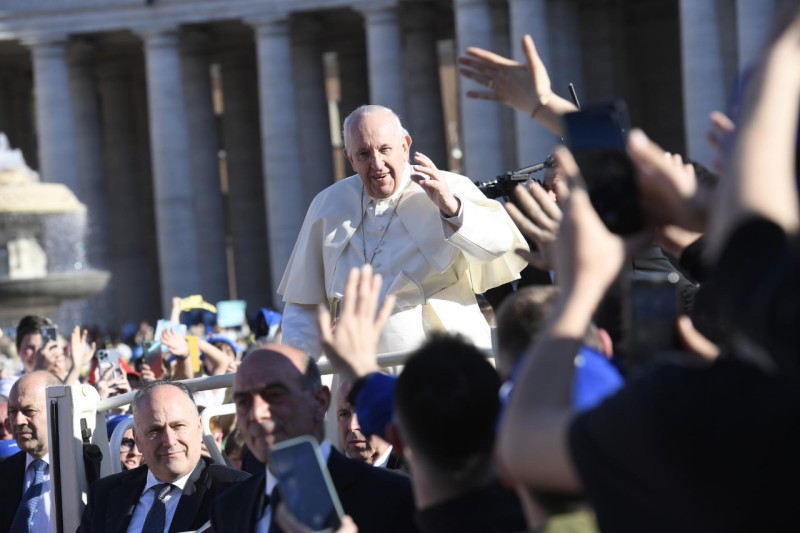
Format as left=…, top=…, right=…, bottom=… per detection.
left=10, top=459, right=47, bottom=533
left=141, top=483, right=174, bottom=533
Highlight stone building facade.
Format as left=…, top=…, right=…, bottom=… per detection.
left=0, top=0, right=776, bottom=329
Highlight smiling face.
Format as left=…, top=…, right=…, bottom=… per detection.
left=344, top=108, right=412, bottom=200
left=133, top=385, right=202, bottom=482
left=233, top=346, right=329, bottom=464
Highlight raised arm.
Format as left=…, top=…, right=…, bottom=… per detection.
left=707, top=9, right=800, bottom=259
left=498, top=148, right=632, bottom=493
left=458, top=34, right=578, bottom=136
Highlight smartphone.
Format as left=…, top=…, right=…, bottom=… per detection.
left=96, top=348, right=122, bottom=379
left=563, top=100, right=644, bottom=235
left=269, top=436, right=344, bottom=532
left=40, top=325, right=58, bottom=345
left=622, top=271, right=681, bottom=368
left=142, top=341, right=164, bottom=379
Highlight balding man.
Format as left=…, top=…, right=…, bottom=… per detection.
left=0, top=370, right=62, bottom=532
left=210, top=345, right=417, bottom=532
left=79, top=381, right=249, bottom=532
left=279, top=104, right=527, bottom=357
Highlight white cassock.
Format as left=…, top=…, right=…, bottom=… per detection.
left=278, top=165, right=528, bottom=358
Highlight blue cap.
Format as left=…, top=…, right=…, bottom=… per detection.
left=0, top=439, right=20, bottom=458
left=106, top=414, right=133, bottom=439
left=207, top=335, right=242, bottom=354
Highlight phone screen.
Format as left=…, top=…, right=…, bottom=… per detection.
left=40, top=326, right=58, bottom=345
left=269, top=436, right=344, bottom=532
left=142, top=341, right=164, bottom=379
left=623, top=272, right=680, bottom=368
left=563, top=101, right=644, bottom=235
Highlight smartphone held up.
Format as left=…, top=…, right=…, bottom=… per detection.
left=563, top=100, right=644, bottom=235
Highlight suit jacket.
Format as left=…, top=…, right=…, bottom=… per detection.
left=0, top=450, right=27, bottom=533
left=211, top=449, right=418, bottom=533
left=78, top=456, right=250, bottom=533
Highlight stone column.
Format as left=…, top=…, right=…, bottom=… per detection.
left=679, top=0, right=728, bottom=168
left=97, top=59, right=157, bottom=324
left=454, top=0, right=504, bottom=181
left=334, top=31, right=370, bottom=123
left=509, top=0, right=558, bottom=168
left=10, top=75, right=37, bottom=170
left=292, top=18, right=334, bottom=204
left=25, top=34, right=80, bottom=190
left=548, top=0, right=584, bottom=96
left=361, top=1, right=406, bottom=117
left=402, top=2, right=447, bottom=165
left=69, top=40, right=113, bottom=325
left=139, top=26, right=202, bottom=314
left=735, top=0, right=773, bottom=72
left=218, top=46, right=272, bottom=307
left=249, top=15, right=306, bottom=298
left=181, top=30, right=229, bottom=304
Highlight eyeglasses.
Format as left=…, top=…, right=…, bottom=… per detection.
left=120, top=438, right=139, bottom=454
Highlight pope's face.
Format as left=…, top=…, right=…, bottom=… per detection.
left=345, top=110, right=412, bottom=200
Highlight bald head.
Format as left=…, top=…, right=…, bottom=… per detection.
left=8, top=370, right=62, bottom=458
left=234, top=344, right=330, bottom=463
left=238, top=344, right=322, bottom=392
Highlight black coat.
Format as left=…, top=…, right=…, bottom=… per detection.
left=78, top=457, right=250, bottom=532
left=0, top=451, right=28, bottom=533
left=211, top=448, right=418, bottom=533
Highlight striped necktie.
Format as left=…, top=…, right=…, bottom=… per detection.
left=10, top=458, right=47, bottom=533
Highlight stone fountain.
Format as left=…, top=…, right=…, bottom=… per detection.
left=0, top=133, right=109, bottom=323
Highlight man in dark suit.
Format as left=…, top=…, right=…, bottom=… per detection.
left=0, top=370, right=62, bottom=533
left=79, top=381, right=249, bottom=532
left=335, top=380, right=402, bottom=471
left=210, top=345, right=417, bottom=532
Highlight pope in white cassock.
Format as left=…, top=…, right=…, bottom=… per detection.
left=278, top=105, right=528, bottom=358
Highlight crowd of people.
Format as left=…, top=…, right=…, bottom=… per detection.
left=1, top=3, right=800, bottom=531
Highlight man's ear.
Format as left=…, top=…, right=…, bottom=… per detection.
left=313, top=386, right=332, bottom=422
left=386, top=421, right=405, bottom=459
left=403, top=134, right=413, bottom=158
left=597, top=327, right=614, bottom=357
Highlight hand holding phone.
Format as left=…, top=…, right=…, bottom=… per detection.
left=40, top=325, right=58, bottom=346
left=269, top=436, right=344, bottom=532
left=563, top=100, right=644, bottom=235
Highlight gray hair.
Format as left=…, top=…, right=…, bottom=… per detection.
left=131, top=380, right=196, bottom=416
left=342, top=105, right=408, bottom=153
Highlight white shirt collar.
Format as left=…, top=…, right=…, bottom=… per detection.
left=143, top=465, right=194, bottom=493
left=25, top=452, right=49, bottom=469
left=372, top=445, right=394, bottom=468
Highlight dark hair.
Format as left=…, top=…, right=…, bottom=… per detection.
left=495, top=286, right=604, bottom=375
left=495, top=286, right=560, bottom=364
left=131, top=380, right=196, bottom=415
left=303, top=357, right=323, bottom=392
left=15, top=315, right=53, bottom=352
left=394, top=334, right=501, bottom=474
